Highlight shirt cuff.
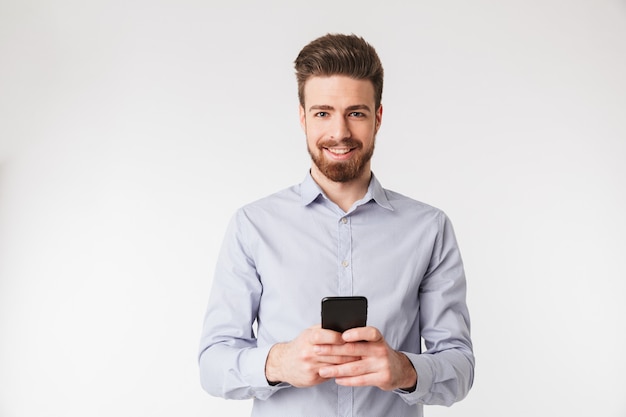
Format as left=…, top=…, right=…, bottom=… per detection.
left=241, top=344, right=290, bottom=399
left=393, top=352, right=434, bottom=404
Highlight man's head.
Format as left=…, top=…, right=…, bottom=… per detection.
left=294, top=33, right=384, bottom=111
left=295, top=34, right=384, bottom=184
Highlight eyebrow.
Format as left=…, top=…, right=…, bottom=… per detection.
left=308, top=104, right=372, bottom=112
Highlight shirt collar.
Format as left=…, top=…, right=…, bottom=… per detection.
left=300, top=171, right=394, bottom=211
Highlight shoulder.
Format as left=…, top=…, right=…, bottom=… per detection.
left=380, top=188, right=460, bottom=251
left=234, top=183, right=303, bottom=223
left=383, top=188, right=446, bottom=222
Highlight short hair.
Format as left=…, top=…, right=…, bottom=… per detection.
left=294, top=33, right=384, bottom=109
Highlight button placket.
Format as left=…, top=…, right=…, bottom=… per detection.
left=337, top=214, right=354, bottom=417
left=337, top=215, right=352, bottom=296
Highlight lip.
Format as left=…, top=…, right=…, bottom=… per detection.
left=323, top=147, right=355, bottom=161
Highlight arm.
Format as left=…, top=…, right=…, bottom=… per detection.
left=198, top=211, right=279, bottom=400
left=407, top=212, right=474, bottom=405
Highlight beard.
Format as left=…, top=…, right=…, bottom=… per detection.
left=308, top=137, right=375, bottom=183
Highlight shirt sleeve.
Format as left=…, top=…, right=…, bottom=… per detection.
left=198, top=210, right=288, bottom=400
left=395, top=212, right=475, bottom=406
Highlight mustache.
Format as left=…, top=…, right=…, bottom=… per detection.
left=318, top=138, right=363, bottom=149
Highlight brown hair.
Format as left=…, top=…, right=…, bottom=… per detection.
left=294, top=33, right=384, bottom=109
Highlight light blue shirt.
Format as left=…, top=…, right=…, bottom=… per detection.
left=199, top=172, right=474, bottom=417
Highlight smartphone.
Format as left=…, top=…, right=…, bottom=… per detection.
left=321, top=296, right=368, bottom=333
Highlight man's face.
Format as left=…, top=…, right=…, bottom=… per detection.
left=300, top=75, right=382, bottom=183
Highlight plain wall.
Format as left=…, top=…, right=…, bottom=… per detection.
left=1, top=1, right=625, bottom=416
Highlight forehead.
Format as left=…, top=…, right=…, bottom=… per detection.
left=303, top=75, right=375, bottom=107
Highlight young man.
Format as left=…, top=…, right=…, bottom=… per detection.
left=199, top=33, right=474, bottom=416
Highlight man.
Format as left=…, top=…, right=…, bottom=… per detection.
left=199, top=33, right=474, bottom=416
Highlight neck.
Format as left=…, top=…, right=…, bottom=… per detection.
left=310, top=165, right=372, bottom=212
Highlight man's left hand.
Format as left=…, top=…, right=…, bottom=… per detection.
left=315, top=326, right=417, bottom=391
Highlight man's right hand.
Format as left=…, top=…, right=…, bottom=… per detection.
left=265, top=325, right=360, bottom=387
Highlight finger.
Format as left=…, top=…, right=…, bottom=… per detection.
left=310, top=328, right=346, bottom=345
left=315, top=354, right=361, bottom=365
left=315, top=341, right=367, bottom=357
left=318, top=359, right=372, bottom=379
left=342, top=326, right=383, bottom=343
left=334, top=368, right=402, bottom=391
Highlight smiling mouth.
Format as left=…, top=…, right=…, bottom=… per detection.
left=326, top=147, right=353, bottom=155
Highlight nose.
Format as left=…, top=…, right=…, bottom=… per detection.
left=329, top=116, right=351, bottom=140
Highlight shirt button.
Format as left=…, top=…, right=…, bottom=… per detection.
left=342, top=260, right=349, bottom=268
left=341, top=217, right=348, bottom=224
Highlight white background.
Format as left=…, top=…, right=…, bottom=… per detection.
left=1, top=1, right=625, bottom=416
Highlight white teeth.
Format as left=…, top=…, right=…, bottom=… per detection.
left=327, top=148, right=350, bottom=155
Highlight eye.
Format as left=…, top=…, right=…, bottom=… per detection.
left=315, top=111, right=329, bottom=117
left=349, top=112, right=365, bottom=118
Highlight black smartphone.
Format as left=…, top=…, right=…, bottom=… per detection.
left=321, top=296, right=368, bottom=333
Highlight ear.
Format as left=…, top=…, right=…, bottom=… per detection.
left=299, top=104, right=306, bottom=131
left=375, top=104, right=383, bottom=133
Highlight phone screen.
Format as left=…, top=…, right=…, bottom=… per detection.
left=321, top=296, right=368, bottom=333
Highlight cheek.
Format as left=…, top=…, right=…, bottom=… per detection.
left=355, top=125, right=376, bottom=140
left=305, top=130, right=319, bottom=150
left=305, top=124, right=324, bottom=141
